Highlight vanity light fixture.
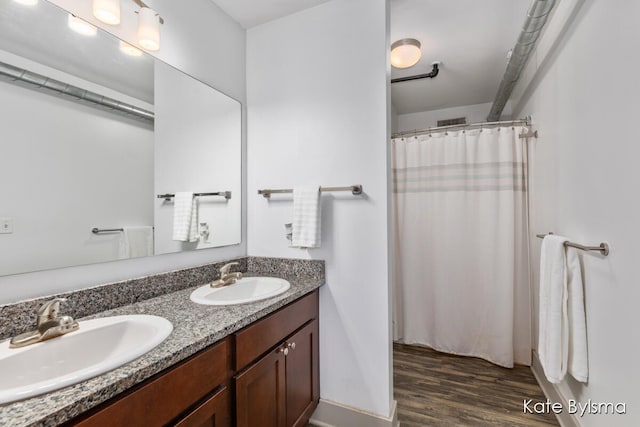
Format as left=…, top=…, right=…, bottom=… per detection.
left=91, top=0, right=164, bottom=51
left=12, top=0, right=38, bottom=5
left=68, top=14, right=98, bottom=36
left=137, top=6, right=161, bottom=51
left=92, top=0, right=121, bottom=25
left=119, top=40, right=143, bottom=57
left=391, top=38, right=422, bottom=69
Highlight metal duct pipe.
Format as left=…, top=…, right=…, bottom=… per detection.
left=0, top=61, right=154, bottom=123
left=487, top=0, right=556, bottom=121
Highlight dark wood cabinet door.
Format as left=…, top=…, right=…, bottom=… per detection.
left=285, top=319, right=319, bottom=427
left=173, top=386, right=230, bottom=427
left=70, top=339, right=231, bottom=427
left=235, top=347, right=287, bottom=427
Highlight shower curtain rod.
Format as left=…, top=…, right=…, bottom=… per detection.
left=391, top=117, right=534, bottom=139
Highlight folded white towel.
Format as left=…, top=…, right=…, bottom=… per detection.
left=291, top=186, right=321, bottom=248
left=119, top=226, right=154, bottom=259
left=172, top=192, right=199, bottom=242
left=566, top=247, right=589, bottom=382
left=538, top=235, right=589, bottom=384
left=538, top=235, right=569, bottom=383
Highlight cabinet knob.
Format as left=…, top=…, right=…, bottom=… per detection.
left=287, top=342, right=296, bottom=350
left=280, top=347, right=289, bottom=356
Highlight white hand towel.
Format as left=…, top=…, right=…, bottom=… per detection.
left=566, top=247, right=589, bottom=382
left=291, top=186, right=321, bottom=248
left=172, top=192, right=199, bottom=242
left=119, top=226, right=154, bottom=259
left=538, top=235, right=569, bottom=383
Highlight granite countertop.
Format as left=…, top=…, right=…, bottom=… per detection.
left=0, top=272, right=323, bottom=427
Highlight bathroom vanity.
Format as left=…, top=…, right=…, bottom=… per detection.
left=0, top=258, right=323, bottom=427
left=71, top=291, right=319, bottom=427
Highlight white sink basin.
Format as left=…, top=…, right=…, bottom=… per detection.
left=190, top=277, right=291, bottom=306
left=0, top=314, right=172, bottom=404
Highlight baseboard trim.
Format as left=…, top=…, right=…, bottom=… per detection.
left=531, top=352, right=580, bottom=427
left=309, top=399, right=399, bottom=427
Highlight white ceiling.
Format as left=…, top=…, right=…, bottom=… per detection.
left=212, top=0, right=531, bottom=116
left=212, top=0, right=333, bottom=29
left=391, top=0, right=530, bottom=115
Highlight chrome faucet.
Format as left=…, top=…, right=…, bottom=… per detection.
left=10, top=298, right=79, bottom=348
left=211, top=262, right=242, bottom=288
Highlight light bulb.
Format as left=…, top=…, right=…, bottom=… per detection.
left=138, top=7, right=160, bottom=51
left=119, top=41, right=143, bottom=57
left=93, top=0, right=121, bottom=25
left=68, top=14, right=98, bottom=36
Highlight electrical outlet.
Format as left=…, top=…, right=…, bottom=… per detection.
left=0, top=218, right=13, bottom=234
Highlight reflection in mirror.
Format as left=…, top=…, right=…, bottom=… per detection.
left=0, top=0, right=241, bottom=277
left=154, top=61, right=241, bottom=253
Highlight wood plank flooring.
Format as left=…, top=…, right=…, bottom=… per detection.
left=394, top=343, right=560, bottom=426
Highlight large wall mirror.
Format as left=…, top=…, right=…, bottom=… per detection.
left=0, top=0, right=242, bottom=277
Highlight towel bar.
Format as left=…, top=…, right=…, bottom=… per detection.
left=536, top=232, right=609, bottom=256
left=92, top=228, right=124, bottom=234
left=157, top=191, right=231, bottom=201
left=258, top=185, right=363, bottom=199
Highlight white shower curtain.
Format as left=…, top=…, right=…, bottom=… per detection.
left=392, top=126, right=531, bottom=368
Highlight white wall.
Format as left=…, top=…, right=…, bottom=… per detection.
left=395, top=101, right=512, bottom=133
left=0, top=71, right=153, bottom=276
left=390, top=102, right=399, bottom=134
left=247, top=0, right=392, bottom=419
left=0, top=0, right=246, bottom=304
left=154, top=61, right=241, bottom=254
left=514, top=1, right=640, bottom=425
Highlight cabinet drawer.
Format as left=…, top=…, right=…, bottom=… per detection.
left=174, top=386, right=230, bottom=427
left=71, top=338, right=231, bottom=427
left=235, top=290, right=319, bottom=371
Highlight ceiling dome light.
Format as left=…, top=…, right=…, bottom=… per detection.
left=93, top=0, right=121, bottom=25
left=68, top=14, right=98, bottom=36
left=391, top=38, right=422, bottom=69
left=119, top=40, right=143, bottom=57
left=137, top=7, right=160, bottom=51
